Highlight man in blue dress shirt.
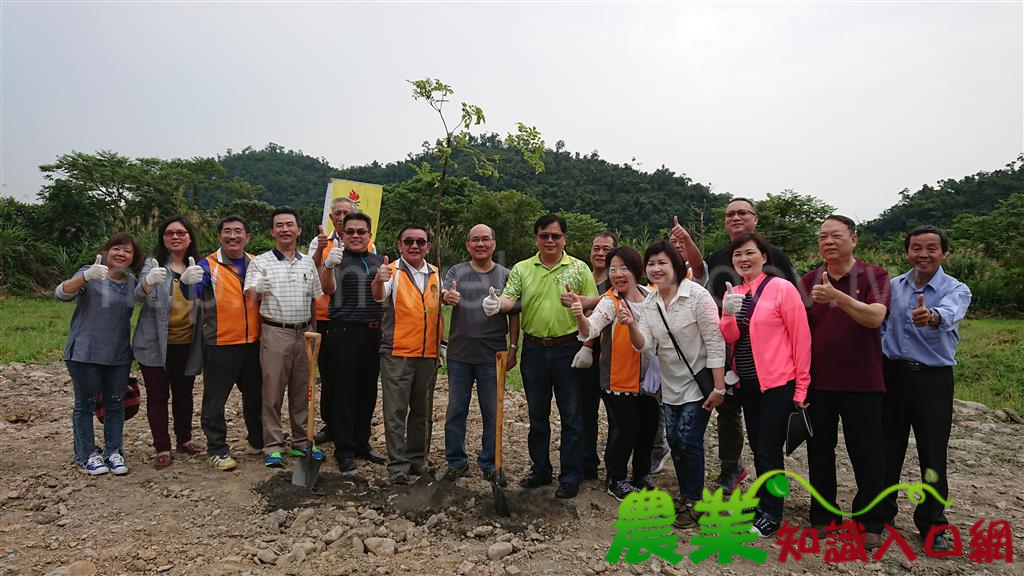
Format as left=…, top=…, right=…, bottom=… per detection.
left=881, top=225, right=972, bottom=554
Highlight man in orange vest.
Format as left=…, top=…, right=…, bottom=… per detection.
left=308, top=197, right=374, bottom=445
left=371, top=225, right=441, bottom=486
left=179, top=215, right=263, bottom=471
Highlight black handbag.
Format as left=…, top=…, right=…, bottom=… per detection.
left=655, top=304, right=715, bottom=399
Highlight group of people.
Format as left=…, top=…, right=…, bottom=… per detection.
left=58, top=195, right=971, bottom=554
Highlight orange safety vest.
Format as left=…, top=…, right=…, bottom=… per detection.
left=381, top=260, right=441, bottom=358
left=315, top=238, right=375, bottom=321
left=598, top=288, right=643, bottom=394
left=201, top=249, right=261, bottom=345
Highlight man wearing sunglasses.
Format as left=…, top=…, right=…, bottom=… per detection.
left=371, top=225, right=442, bottom=486
left=483, top=214, right=598, bottom=498
left=690, top=197, right=798, bottom=497
left=318, top=212, right=385, bottom=474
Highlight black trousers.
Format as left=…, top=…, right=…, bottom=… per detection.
left=603, top=393, right=660, bottom=482
left=330, top=322, right=382, bottom=461
left=317, top=320, right=335, bottom=436
left=882, top=359, right=954, bottom=536
left=201, top=343, right=263, bottom=456
left=738, top=379, right=794, bottom=520
left=807, top=389, right=886, bottom=533
left=578, top=362, right=618, bottom=475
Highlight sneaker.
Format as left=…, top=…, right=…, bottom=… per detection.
left=631, top=475, right=656, bottom=491
left=607, top=479, right=636, bottom=502
left=211, top=454, right=238, bottom=471
left=483, top=469, right=508, bottom=487
left=651, top=451, right=672, bottom=474
left=243, top=443, right=262, bottom=456
left=81, top=453, right=109, bottom=476
left=287, top=447, right=327, bottom=462
left=106, top=453, right=129, bottom=476
left=750, top=515, right=781, bottom=538
left=717, top=466, right=749, bottom=495
left=443, top=464, right=469, bottom=483
left=264, top=452, right=285, bottom=468
left=672, top=502, right=701, bottom=529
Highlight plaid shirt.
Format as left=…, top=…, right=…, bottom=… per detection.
left=244, top=248, right=323, bottom=324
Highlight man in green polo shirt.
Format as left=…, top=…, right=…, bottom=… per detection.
left=482, top=214, right=598, bottom=498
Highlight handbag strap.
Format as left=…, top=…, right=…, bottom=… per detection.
left=655, top=302, right=700, bottom=381
left=727, top=275, right=775, bottom=369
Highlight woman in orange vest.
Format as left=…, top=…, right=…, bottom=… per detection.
left=570, top=246, right=659, bottom=502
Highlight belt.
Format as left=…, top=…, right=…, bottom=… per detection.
left=524, top=333, right=578, bottom=347
left=338, top=320, right=381, bottom=329
left=262, top=318, right=310, bottom=330
left=896, top=359, right=948, bottom=372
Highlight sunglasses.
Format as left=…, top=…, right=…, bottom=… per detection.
left=402, top=238, right=428, bottom=247
left=725, top=210, right=757, bottom=219
left=538, top=233, right=564, bottom=241
left=163, top=230, right=189, bottom=238
left=344, top=228, right=369, bottom=236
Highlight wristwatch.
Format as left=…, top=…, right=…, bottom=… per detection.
left=711, top=387, right=727, bottom=396
left=929, top=309, right=940, bottom=327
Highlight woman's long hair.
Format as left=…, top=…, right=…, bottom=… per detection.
left=153, top=215, right=199, bottom=267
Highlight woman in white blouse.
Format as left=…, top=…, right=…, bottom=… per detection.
left=620, top=241, right=727, bottom=528
left=571, top=246, right=658, bottom=503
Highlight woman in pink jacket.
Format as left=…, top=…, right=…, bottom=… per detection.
left=720, top=233, right=811, bottom=538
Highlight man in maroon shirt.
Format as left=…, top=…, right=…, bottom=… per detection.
left=799, top=215, right=890, bottom=549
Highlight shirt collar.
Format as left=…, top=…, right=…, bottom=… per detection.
left=898, top=266, right=948, bottom=291
left=272, top=248, right=302, bottom=261
left=399, top=257, right=431, bottom=275
left=531, top=251, right=567, bottom=269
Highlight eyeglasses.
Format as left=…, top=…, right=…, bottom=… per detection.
left=344, top=228, right=369, bottom=236
left=725, top=210, right=756, bottom=219
left=402, top=238, right=428, bottom=247
left=538, top=233, right=564, bottom=241
left=163, top=230, right=189, bottom=238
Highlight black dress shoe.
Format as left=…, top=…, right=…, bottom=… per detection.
left=337, top=457, right=357, bottom=474
left=359, top=450, right=385, bottom=465
left=583, top=469, right=600, bottom=480
left=314, top=430, right=332, bottom=444
left=519, top=473, right=552, bottom=489
left=555, top=482, right=580, bottom=499
left=923, top=531, right=953, bottom=554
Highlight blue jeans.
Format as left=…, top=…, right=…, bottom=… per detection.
left=663, top=401, right=711, bottom=501
left=67, top=361, right=130, bottom=464
left=444, top=359, right=497, bottom=472
left=520, top=339, right=584, bottom=485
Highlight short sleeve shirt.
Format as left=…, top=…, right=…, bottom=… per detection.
left=503, top=252, right=598, bottom=338
left=799, top=258, right=890, bottom=393
left=444, top=262, right=514, bottom=364
left=244, top=249, right=323, bottom=324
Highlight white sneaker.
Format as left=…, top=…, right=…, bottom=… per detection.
left=106, top=453, right=129, bottom=476
left=82, top=453, right=109, bottom=476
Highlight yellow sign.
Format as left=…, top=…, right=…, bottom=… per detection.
left=320, top=178, right=383, bottom=238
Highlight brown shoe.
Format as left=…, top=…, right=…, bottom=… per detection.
left=153, top=452, right=172, bottom=470
left=176, top=441, right=202, bottom=456
left=864, top=532, right=882, bottom=550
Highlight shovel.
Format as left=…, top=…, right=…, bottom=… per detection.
left=492, top=351, right=511, bottom=517
left=292, top=331, right=322, bottom=489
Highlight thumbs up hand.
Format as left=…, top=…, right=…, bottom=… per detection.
left=911, top=294, right=932, bottom=327
left=324, top=244, right=344, bottom=269
left=482, top=286, right=501, bottom=317
left=83, top=254, right=109, bottom=283
left=255, top=267, right=272, bottom=294
left=722, top=281, right=745, bottom=315
left=670, top=215, right=693, bottom=249
left=375, top=255, right=392, bottom=283
left=560, top=284, right=577, bottom=308
left=443, top=280, right=461, bottom=306
left=180, top=256, right=204, bottom=285
left=145, top=265, right=168, bottom=287
left=616, top=304, right=635, bottom=326
left=569, top=290, right=584, bottom=318
left=811, top=271, right=840, bottom=305
left=316, top=225, right=329, bottom=251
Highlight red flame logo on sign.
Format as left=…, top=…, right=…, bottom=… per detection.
left=348, top=189, right=360, bottom=202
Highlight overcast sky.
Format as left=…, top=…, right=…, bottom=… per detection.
left=2, top=2, right=1021, bottom=222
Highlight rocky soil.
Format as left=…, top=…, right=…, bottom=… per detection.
left=1, top=362, right=1022, bottom=576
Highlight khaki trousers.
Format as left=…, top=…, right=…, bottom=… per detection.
left=260, top=324, right=311, bottom=453
left=379, top=354, right=438, bottom=474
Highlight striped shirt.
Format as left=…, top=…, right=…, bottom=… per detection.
left=244, top=248, right=323, bottom=324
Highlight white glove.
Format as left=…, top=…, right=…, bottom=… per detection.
left=723, top=282, right=744, bottom=315
left=571, top=346, right=594, bottom=369
left=83, top=255, right=108, bottom=283
left=256, top=271, right=271, bottom=294
left=145, top=266, right=167, bottom=287
left=481, top=286, right=501, bottom=317
left=180, top=257, right=204, bottom=285
left=324, top=245, right=344, bottom=269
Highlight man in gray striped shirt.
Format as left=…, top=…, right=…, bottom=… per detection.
left=244, top=207, right=327, bottom=468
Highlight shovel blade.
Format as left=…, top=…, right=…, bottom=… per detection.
left=491, top=470, right=511, bottom=517
left=291, top=455, right=321, bottom=489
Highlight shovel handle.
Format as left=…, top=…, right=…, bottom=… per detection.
left=495, top=351, right=507, bottom=470
left=304, top=332, right=322, bottom=445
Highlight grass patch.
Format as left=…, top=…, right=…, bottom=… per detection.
left=954, top=318, right=1024, bottom=414
left=2, top=298, right=1016, bottom=410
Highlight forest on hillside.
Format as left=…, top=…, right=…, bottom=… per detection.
left=2, top=142, right=1022, bottom=313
